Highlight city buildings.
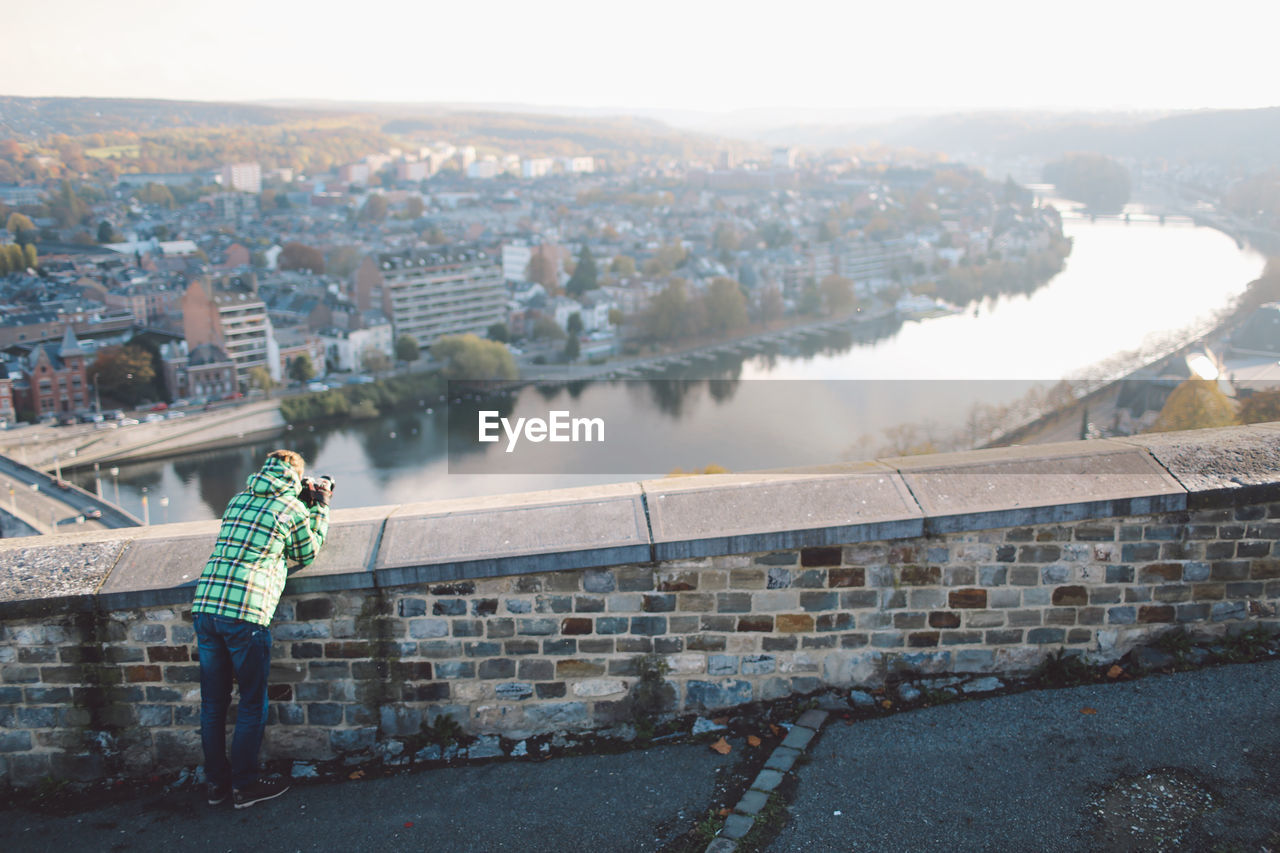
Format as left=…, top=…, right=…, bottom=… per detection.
left=358, top=248, right=506, bottom=347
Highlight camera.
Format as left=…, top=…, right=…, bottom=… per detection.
left=298, top=474, right=336, bottom=507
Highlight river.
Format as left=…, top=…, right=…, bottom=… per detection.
left=82, top=209, right=1266, bottom=523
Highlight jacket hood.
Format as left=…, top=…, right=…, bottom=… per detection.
left=246, top=456, right=301, bottom=498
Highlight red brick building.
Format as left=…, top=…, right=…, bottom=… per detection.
left=15, top=327, right=90, bottom=417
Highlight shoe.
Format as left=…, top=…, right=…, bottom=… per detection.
left=207, top=782, right=230, bottom=806
left=232, top=778, right=290, bottom=809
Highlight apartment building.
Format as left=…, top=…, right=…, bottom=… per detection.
left=181, top=276, right=270, bottom=384
left=357, top=248, right=506, bottom=348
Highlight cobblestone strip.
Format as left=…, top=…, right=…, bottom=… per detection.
left=713, top=708, right=830, bottom=848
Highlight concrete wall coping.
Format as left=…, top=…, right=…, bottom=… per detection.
left=1, top=423, right=1278, bottom=616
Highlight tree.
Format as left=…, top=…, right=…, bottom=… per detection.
left=97, top=220, right=116, bottom=244
left=643, top=242, right=688, bottom=276
left=759, top=221, right=793, bottom=249
left=6, top=244, right=24, bottom=272
left=288, top=353, right=317, bottom=384
left=1149, top=379, right=1237, bottom=433
left=563, top=335, right=581, bottom=362
left=327, top=246, right=362, bottom=278
left=642, top=278, right=703, bottom=342
left=0, top=248, right=8, bottom=276
left=607, top=308, right=624, bottom=328
left=486, top=323, right=510, bottom=344
left=135, top=183, right=175, bottom=208
left=22, top=243, right=36, bottom=270
left=531, top=315, right=566, bottom=341
left=713, top=223, right=740, bottom=253
left=359, top=194, right=388, bottom=223
left=404, top=196, right=425, bottom=219
left=88, top=345, right=156, bottom=405
left=361, top=347, right=392, bottom=374
left=1043, top=153, right=1131, bottom=213
left=525, top=245, right=560, bottom=290
left=702, top=277, right=748, bottom=335
left=757, top=285, right=784, bottom=325
left=1238, top=389, right=1280, bottom=424
left=566, top=312, right=584, bottom=338
left=610, top=255, right=636, bottom=277
left=395, top=334, right=421, bottom=362
left=49, top=179, right=88, bottom=228
left=279, top=242, right=325, bottom=273
left=6, top=212, right=34, bottom=236
left=247, top=366, right=278, bottom=396
left=432, top=334, right=517, bottom=381
left=820, top=275, right=856, bottom=313
left=565, top=245, right=598, bottom=298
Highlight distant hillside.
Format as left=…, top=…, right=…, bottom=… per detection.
left=0, top=96, right=319, bottom=137
left=0, top=96, right=740, bottom=178
left=760, top=107, right=1280, bottom=167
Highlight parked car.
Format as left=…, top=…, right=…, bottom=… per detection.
left=150, top=402, right=168, bottom=412
left=94, top=421, right=118, bottom=430
left=143, top=413, right=164, bottom=423
left=165, top=410, right=186, bottom=419
left=83, top=508, right=102, bottom=519
left=118, top=417, right=140, bottom=426
left=171, top=398, right=189, bottom=408
left=106, top=409, right=125, bottom=420
left=307, top=382, right=329, bottom=392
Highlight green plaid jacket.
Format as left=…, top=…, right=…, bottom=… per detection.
left=191, top=456, right=329, bottom=626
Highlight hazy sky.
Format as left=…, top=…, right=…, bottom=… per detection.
left=5, top=0, right=1275, bottom=115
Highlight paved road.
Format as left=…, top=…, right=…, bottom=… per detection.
left=0, top=741, right=736, bottom=853
left=3, top=662, right=1278, bottom=852
left=776, top=661, right=1280, bottom=851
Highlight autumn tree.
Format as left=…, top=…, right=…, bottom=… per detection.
left=49, top=180, right=88, bottom=228
left=525, top=245, right=560, bottom=291
left=820, top=275, right=856, bottom=313
left=24, top=243, right=38, bottom=270
left=1238, top=388, right=1280, bottom=424
left=610, top=255, right=636, bottom=277
left=432, top=334, right=518, bottom=381
left=89, top=345, right=156, bottom=405
left=6, top=212, right=36, bottom=246
left=702, top=277, right=748, bottom=335
left=135, top=182, right=176, bottom=209
left=404, top=196, right=425, bottom=219
left=5, top=244, right=25, bottom=272
left=642, top=278, right=704, bottom=342
left=247, top=366, right=278, bottom=396
left=279, top=242, right=326, bottom=273
left=395, top=334, right=421, bottom=362
left=1149, top=379, right=1237, bottom=432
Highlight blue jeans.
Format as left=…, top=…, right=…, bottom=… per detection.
left=194, top=613, right=272, bottom=790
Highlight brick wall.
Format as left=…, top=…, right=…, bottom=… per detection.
left=3, top=500, right=1278, bottom=788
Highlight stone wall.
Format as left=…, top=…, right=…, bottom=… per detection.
left=1, top=425, right=1279, bottom=788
